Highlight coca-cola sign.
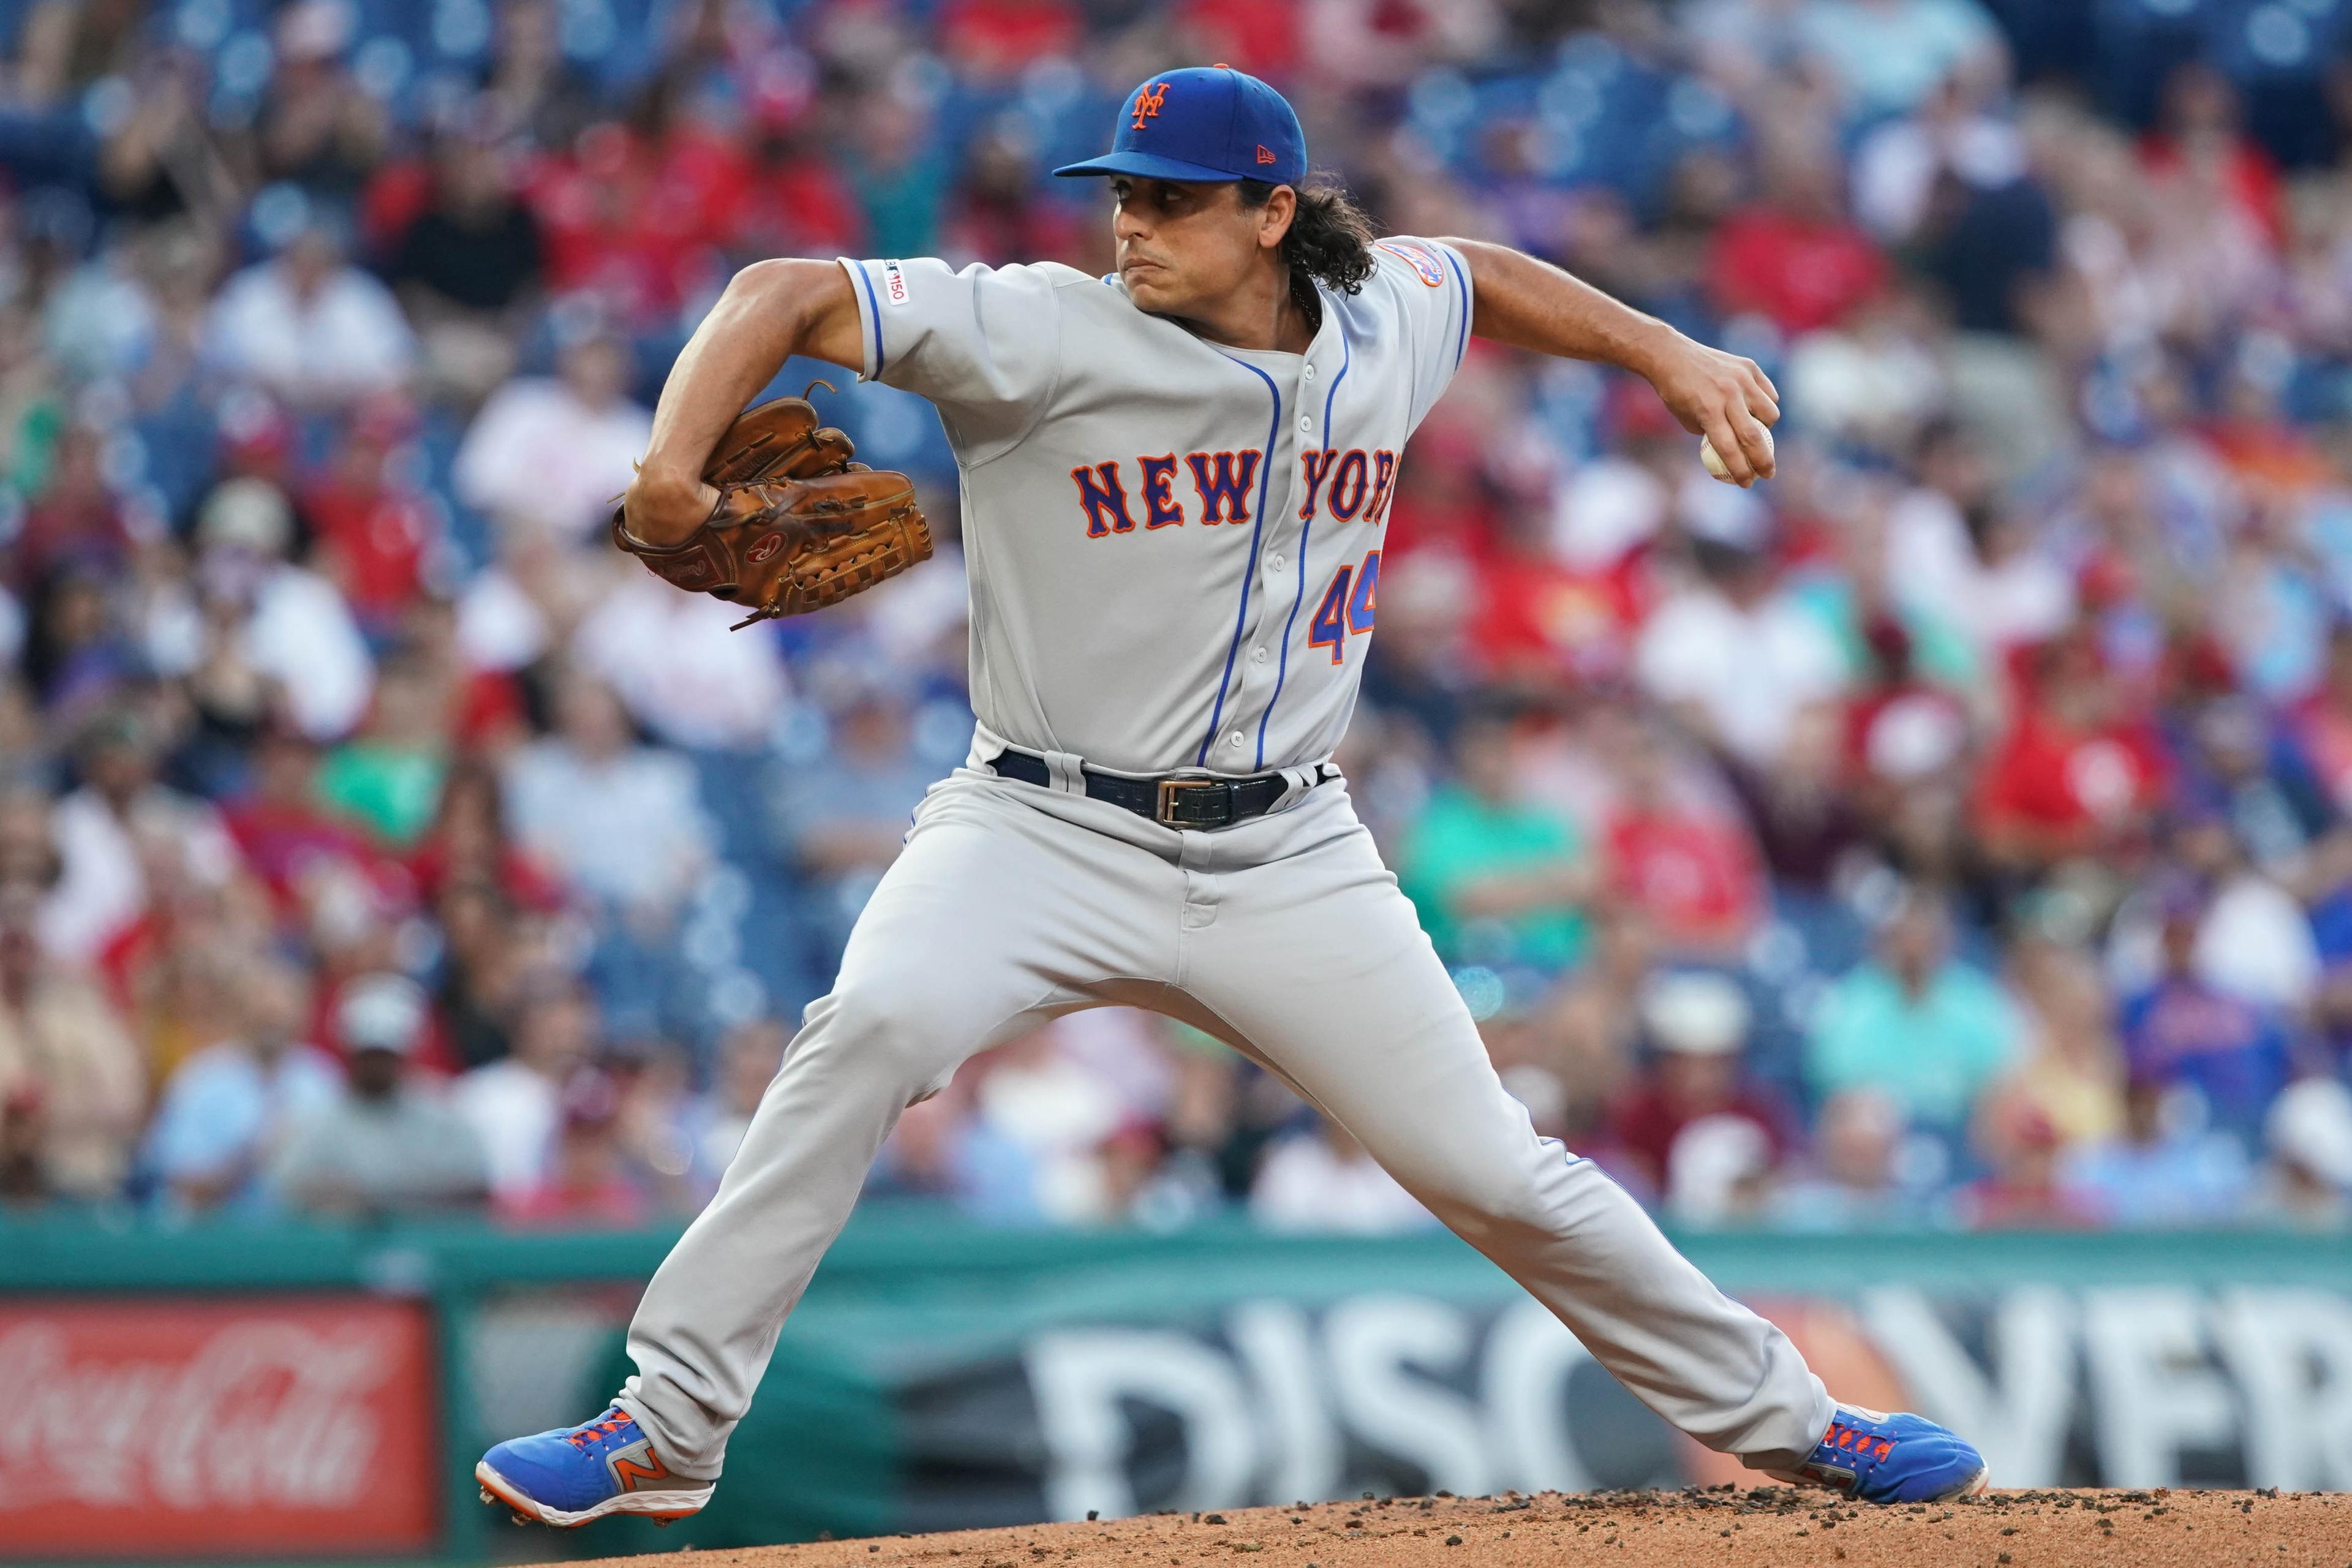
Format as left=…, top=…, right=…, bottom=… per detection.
left=0, top=1296, right=439, bottom=1556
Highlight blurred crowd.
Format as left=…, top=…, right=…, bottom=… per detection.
left=7, top=0, right=2352, bottom=1234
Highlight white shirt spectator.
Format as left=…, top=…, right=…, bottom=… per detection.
left=1883, top=486, right=2075, bottom=658
left=243, top=562, right=376, bottom=741
left=1635, top=583, right=1848, bottom=767
left=2195, top=875, right=2320, bottom=1013
left=206, top=254, right=415, bottom=405
left=1850, top=110, right=2026, bottom=244
left=449, top=1058, right=562, bottom=1200
left=1251, top=1122, right=1435, bottom=1234
left=42, top=786, right=238, bottom=963
left=1784, top=318, right=1946, bottom=450
left=454, top=376, right=653, bottom=546
left=502, top=737, right=714, bottom=912
left=1549, top=455, right=1670, bottom=571
left=455, top=565, right=551, bottom=673
left=571, top=573, right=790, bottom=751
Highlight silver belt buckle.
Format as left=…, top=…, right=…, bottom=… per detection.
left=1155, top=777, right=1221, bottom=827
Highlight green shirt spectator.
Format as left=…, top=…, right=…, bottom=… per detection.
left=1807, top=894, right=2022, bottom=1129
left=1398, top=712, right=1593, bottom=971
left=315, top=652, right=449, bottom=845
left=317, top=742, right=446, bottom=845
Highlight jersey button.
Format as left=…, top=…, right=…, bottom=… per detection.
left=1228, top=732, right=1245, bottom=749
left=1251, top=646, right=1267, bottom=664
left=1267, top=553, right=1285, bottom=572
left=1297, top=415, right=1312, bottom=434
left=1304, top=364, right=1316, bottom=381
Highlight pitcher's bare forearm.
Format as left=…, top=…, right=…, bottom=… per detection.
left=1446, top=238, right=1781, bottom=486
left=626, top=258, right=865, bottom=545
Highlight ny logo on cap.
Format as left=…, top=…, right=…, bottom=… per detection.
left=1131, top=81, right=1168, bottom=130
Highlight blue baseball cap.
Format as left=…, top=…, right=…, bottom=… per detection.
left=1054, top=66, right=1306, bottom=187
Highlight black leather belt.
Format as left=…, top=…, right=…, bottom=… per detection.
left=988, top=747, right=1321, bottom=829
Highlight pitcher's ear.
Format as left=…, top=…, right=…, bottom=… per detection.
left=1258, top=184, right=1298, bottom=250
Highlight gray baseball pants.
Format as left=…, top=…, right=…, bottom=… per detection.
left=617, top=768, right=1832, bottom=1480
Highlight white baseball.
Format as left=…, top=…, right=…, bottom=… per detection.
left=1700, top=426, right=1772, bottom=483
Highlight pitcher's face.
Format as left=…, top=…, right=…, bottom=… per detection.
left=1109, top=176, right=1292, bottom=320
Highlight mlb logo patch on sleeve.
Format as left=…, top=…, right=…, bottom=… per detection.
left=883, top=260, right=910, bottom=305
left=1374, top=240, right=1446, bottom=288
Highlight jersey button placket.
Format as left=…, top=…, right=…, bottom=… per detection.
left=1229, top=393, right=1300, bottom=767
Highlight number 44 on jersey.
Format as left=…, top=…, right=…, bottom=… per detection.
left=1308, top=549, right=1381, bottom=663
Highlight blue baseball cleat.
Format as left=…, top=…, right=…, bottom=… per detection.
left=1782, top=1404, right=1989, bottom=1504
left=475, top=1405, right=714, bottom=1528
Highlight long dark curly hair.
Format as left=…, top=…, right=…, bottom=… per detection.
left=1238, top=173, right=1378, bottom=322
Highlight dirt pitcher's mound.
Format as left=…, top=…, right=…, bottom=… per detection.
left=582, top=1487, right=2350, bottom=1568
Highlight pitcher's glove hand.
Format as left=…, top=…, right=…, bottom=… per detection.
left=611, top=388, right=932, bottom=628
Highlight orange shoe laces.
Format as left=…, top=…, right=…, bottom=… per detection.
left=1821, top=1420, right=1895, bottom=1463
left=565, top=1409, right=635, bottom=1450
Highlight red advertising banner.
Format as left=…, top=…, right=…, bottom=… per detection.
left=0, top=1294, right=440, bottom=1558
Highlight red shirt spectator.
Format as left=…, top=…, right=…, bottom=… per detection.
left=219, top=731, right=388, bottom=916
left=1707, top=137, right=1887, bottom=336
left=729, top=143, right=868, bottom=260
left=2138, top=65, right=2284, bottom=250
left=1471, top=543, right=1646, bottom=684
left=1975, top=709, right=2169, bottom=851
left=1182, top=0, right=1303, bottom=81
left=938, top=0, right=1082, bottom=77
left=1708, top=205, right=1888, bottom=335
left=1607, top=806, right=1767, bottom=957
left=527, top=116, right=746, bottom=323
left=11, top=428, right=135, bottom=594
left=1975, top=640, right=2171, bottom=865
left=300, top=400, right=438, bottom=632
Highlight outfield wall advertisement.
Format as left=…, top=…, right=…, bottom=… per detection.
left=0, top=1295, right=440, bottom=1558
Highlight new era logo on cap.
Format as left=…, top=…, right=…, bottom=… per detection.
left=1257, top=145, right=1275, bottom=165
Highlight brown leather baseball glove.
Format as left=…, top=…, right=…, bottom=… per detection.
left=611, top=388, right=932, bottom=628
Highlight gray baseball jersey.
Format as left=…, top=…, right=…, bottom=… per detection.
left=834, top=238, right=1470, bottom=776
left=609, top=236, right=1838, bottom=1499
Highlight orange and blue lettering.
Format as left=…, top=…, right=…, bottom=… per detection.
left=1308, top=565, right=1352, bottom=664
left=1139, top=454, right=1185, bottom=527
left=1348, top=548, right=1381, bottom=631
left=1298, top=448, right=1339, bottom=521
left=1327, top=450, right=1370, bottom=520
left=1186, top=450, right=1261, bottom=525
left=1072, top=461, right=1137, bottom=537
left=1308, top=549, right=1381, bottom=663
left=1366, top=450, right=1397, bottom=523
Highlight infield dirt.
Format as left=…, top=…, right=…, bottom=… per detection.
left=578, top=1487, right=2350, bottom=1568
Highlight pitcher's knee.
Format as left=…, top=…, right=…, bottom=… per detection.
left=796, top=981, right=970, bottom=1097
left=1400, top=1153, right=1559, bottom=1242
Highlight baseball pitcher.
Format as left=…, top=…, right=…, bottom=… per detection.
left=477, top=67, right=1987, bottom=1529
